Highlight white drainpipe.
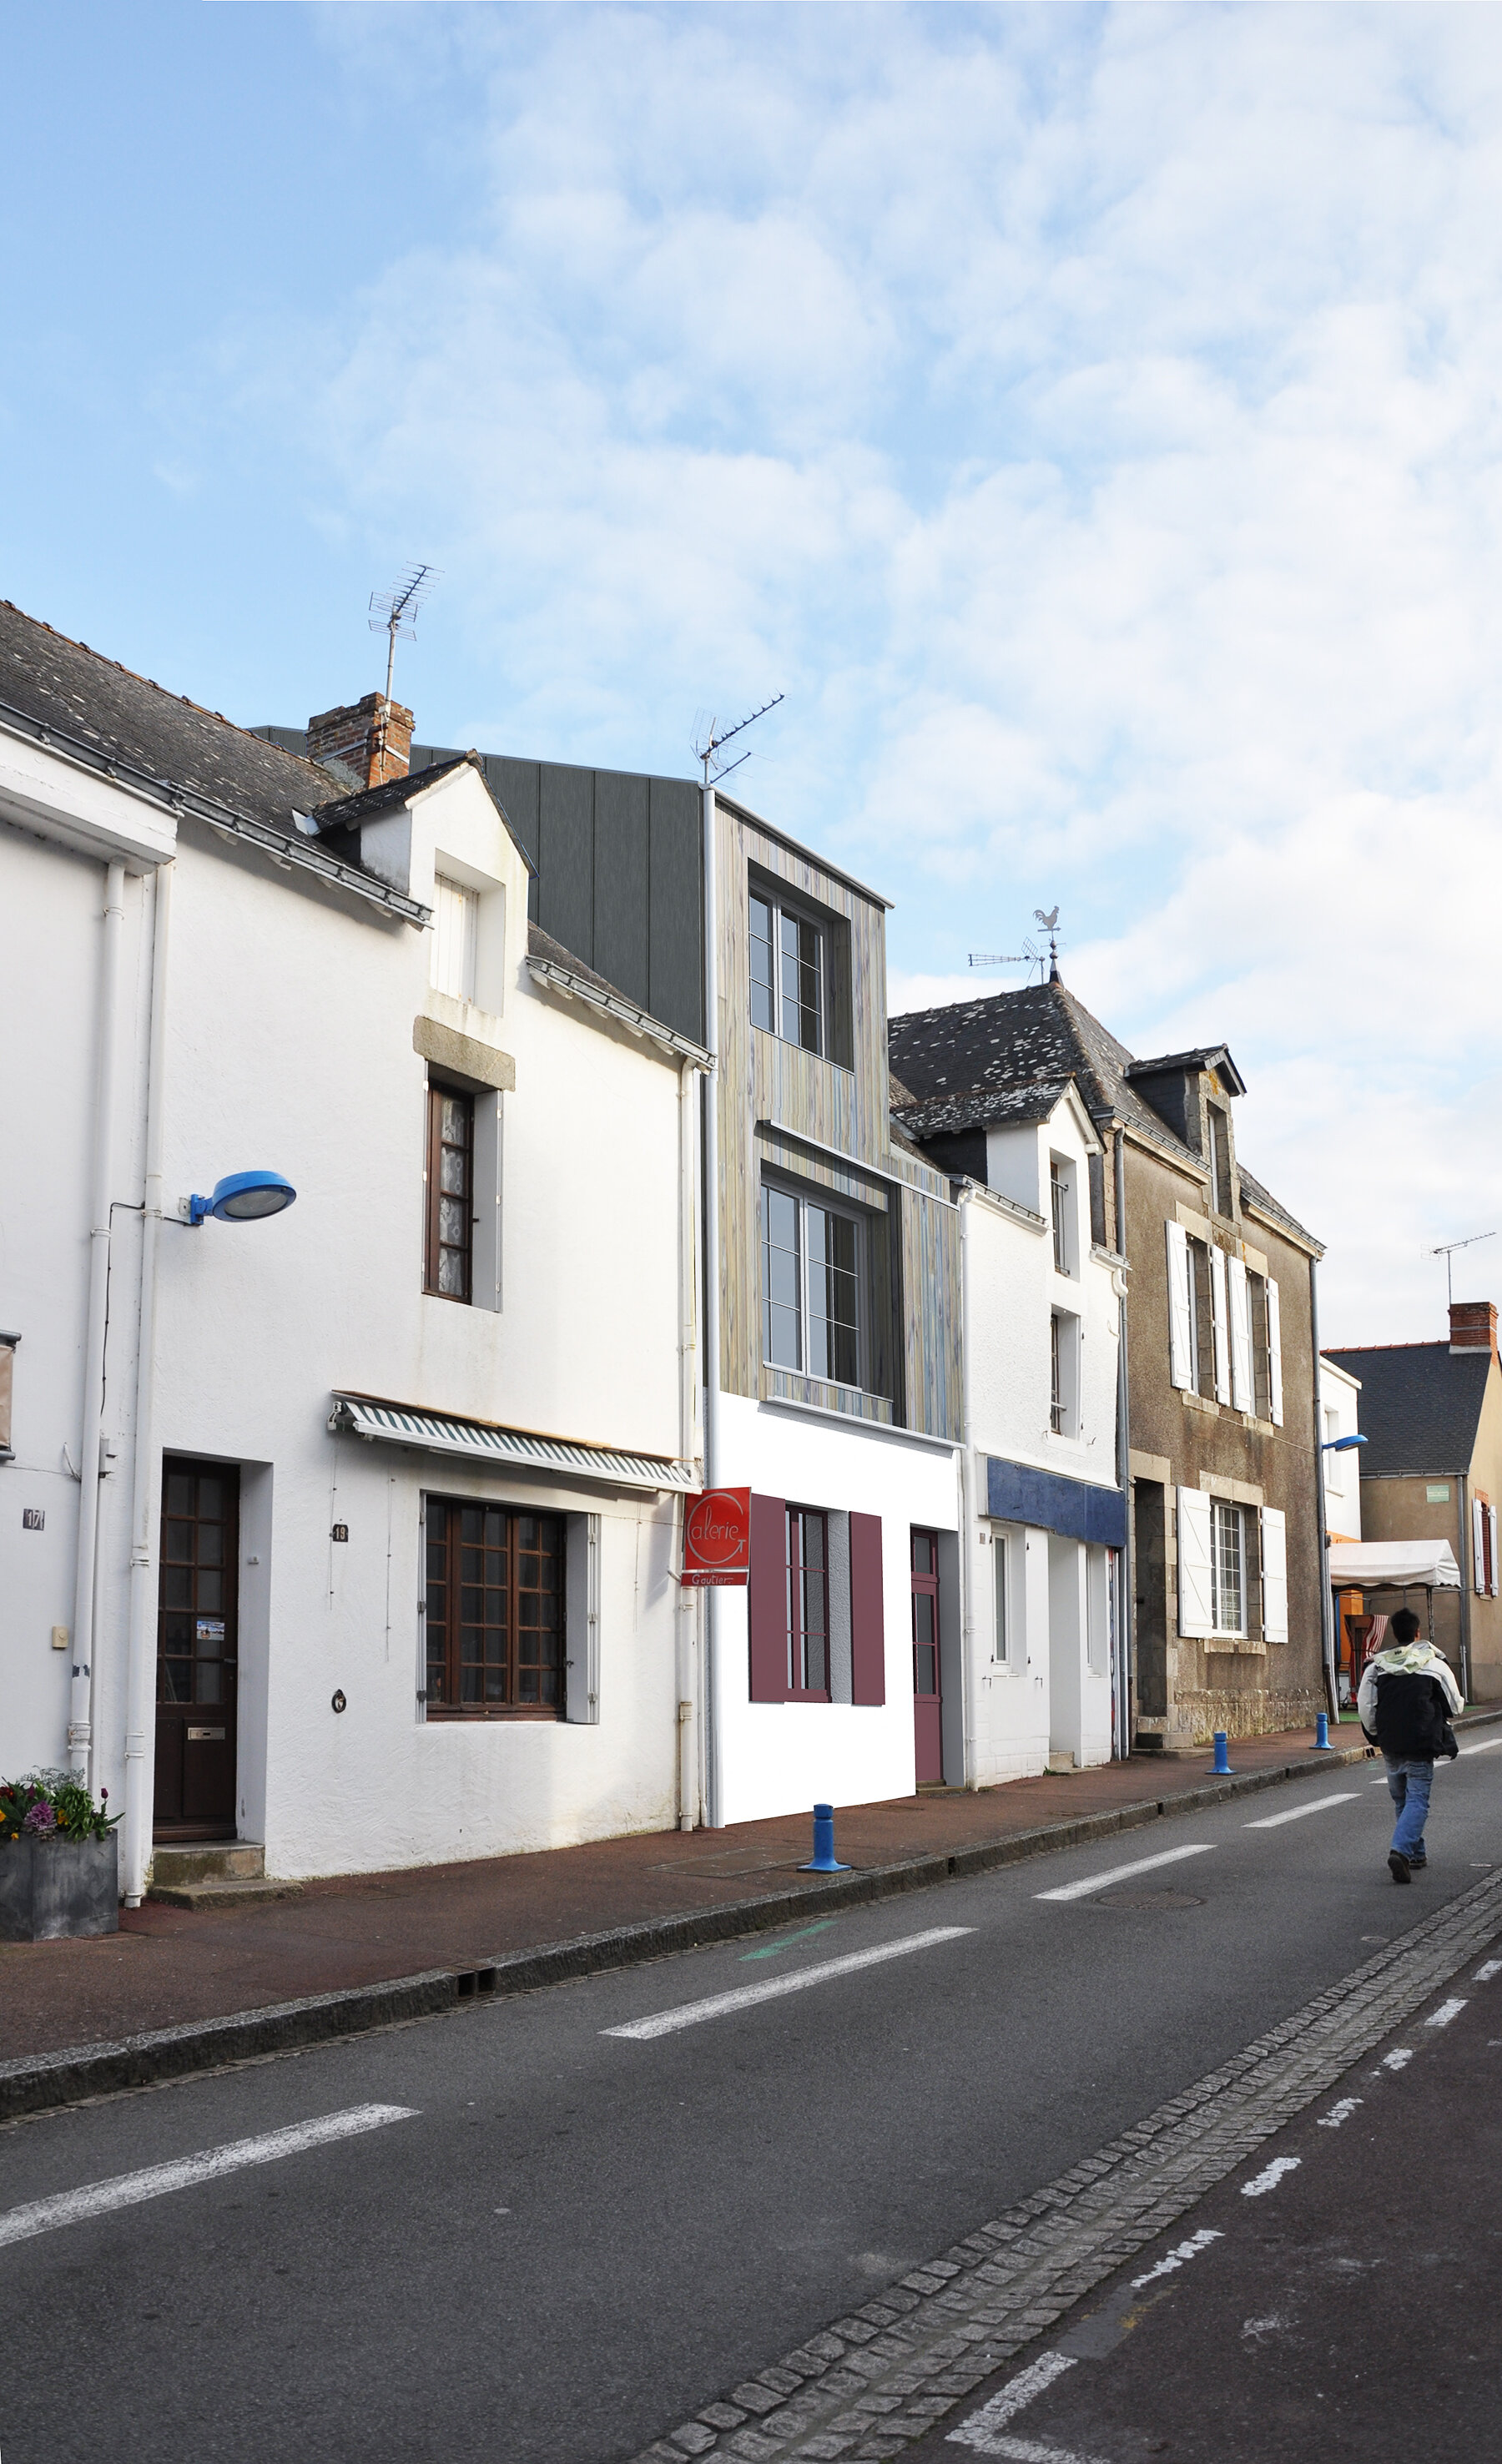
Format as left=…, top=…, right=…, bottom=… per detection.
left=958, top=1184, right=980, bottom=1790
left=700, top=779, right=723, bottom=1828
left=68, top=860, right=127, bottom=1784
left=122, top=860, right=173, bottom=1905
left=676, top=1049, right=703, bottom=1832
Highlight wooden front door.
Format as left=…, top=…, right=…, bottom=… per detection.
left=154, top=1459, right=239, bottom=1837
left=911, top=1528, right=944, bottom=1786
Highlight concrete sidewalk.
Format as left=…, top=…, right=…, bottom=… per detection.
left=2, top=1721, right=1392, bottom=2074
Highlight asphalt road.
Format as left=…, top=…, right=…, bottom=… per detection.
left=3, top=1746, right=1499, bottom=2464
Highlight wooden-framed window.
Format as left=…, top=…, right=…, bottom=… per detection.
left=424, top=1083, right=474, bottom=1302
left=424, top=1499, right=566, bottom=1717
left=761, top=1179, right=864, bottom=1388
left=749, top=889, right=824, bottom=1054
left=785, top=1504, right=830, bottom=1697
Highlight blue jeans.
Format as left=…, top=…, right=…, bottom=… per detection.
left=1385, top=1756, right=1434, bottom=1862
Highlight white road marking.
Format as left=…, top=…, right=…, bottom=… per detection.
left=1381, top=2047, right=1414, bottom=2071
left=1426, top=1997, right=1468, bottom=2028
left=1460, top=1737, right=1502, bottom=1755
left=602, top=1926, right=974, bottom=2039
left=1474, top=1960, right=1502, bottom=1982
left=1241, top=2155, right=1301, bottom=2197
left=1243, top=1792, right=1358, bottom=1829
left=1130, top=2226, right=1222, bottom=2289
left=1317, top=2097, right=1363, bottom=2129
left=0, top=2104, right=417, bottom=2251
left=1035, top=1844, right=1214, bottom=1902
left=965, top=2441, right=1114, bottom=2464
left=947, top=2352, right=1076, bottom=2452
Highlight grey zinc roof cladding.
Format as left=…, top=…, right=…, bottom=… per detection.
left=888, top=978, right=1318, bottom=1250
left=0, top=600, right=351, bottom=835
left=1323, top=1344, right=1492, bottom=1479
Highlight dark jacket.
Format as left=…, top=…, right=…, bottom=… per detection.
left=1362, top=1670, right=1459, bottom=1761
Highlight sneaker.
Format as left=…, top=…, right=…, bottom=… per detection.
left=1389, top=1850, right=1412, bottom=1884
left=1409, top=1856, right=1427, bottom=1870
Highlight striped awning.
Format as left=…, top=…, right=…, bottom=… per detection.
left=329, top=1393, right=694, bottom=1494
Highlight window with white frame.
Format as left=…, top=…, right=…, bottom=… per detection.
left=1050, top=1157, right=1074, bottom=1277
left=761, top=1181, right=864, bottom=1388
left=1050, top=1310, right=1080, bottom=1437
left=1324, top=1408, right=1343, bottom=1494
left=1211, top=1499, right=1245, bottom=1636
left=750, top=889, right=824, bottom=1055
left=993, top=1530, right=1010, bottom=1663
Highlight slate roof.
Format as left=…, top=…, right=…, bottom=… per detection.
left=1323, top=1345, right=1493, bottom=1479
left=888, top=978, right=1318, bottom=1250
left=890, top=1077, right=1074, bottom=1141
left=0, top=598, right=350, bottom=835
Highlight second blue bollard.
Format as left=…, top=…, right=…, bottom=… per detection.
left=1313, top=1711, right=1332, bottom=1751
left=800, top=1802, right=851, bottom=1873
left=1210, top=1730, right=1234, bottom=1776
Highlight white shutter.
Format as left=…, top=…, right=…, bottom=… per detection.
left=1260, top=1505, right=1288, bottom=1642
left=1177, top=1487, right=1213, bottom=1637
left=1167, top=1220, right=1193, bottom=1391
left=1489, top=1506, right=1499, bottom=1599
left=1266, top=1278, right=1283, bottom=1425
left=1228, top=1256, right=1253, bottom=1413
left=1474, top=1497, right=1487, bottom=1595
left=1209, top=1246, right=1231, bottom=1404
left=431, top=875, right=478, bottom=1002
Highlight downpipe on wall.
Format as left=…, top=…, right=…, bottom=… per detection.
left=699, top=779, right=724, bottom=1827
left=676, top=1051, right=703, bottom=1831
left=68, top=861, right=127, bottom=1785
left=1112, top=1124, right=1133, bottom=1761
left=957, top=1187, right=980, bottom=1789
left=122, top=860, right=173, bottom=1905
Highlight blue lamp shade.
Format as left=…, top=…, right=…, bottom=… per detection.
left=1323, top=1433, right=1367, bottom=1452
left=189, top=1171, right=297, bottom=1227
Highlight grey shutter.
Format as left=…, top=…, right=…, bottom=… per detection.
left=1166, top=1220, right=1192, bottom=1391
left=1266, top=1278, right=1283, bottom=1425
left=1177, top=1487, right=1213, bottom=1638
left=1260, top=1505, right=1288, bottom=1642
left=1209, top=1246, right=1231, bottom=1405
left=1227, top=1255, right=1254, bottom=1412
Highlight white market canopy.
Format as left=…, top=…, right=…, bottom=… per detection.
left=1328, top=1539, right=1462, bottom=1590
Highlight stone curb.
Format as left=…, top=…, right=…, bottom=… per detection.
left=3, top=1710, right=1496, bottom=2125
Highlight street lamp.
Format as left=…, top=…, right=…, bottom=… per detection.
left=1321, top=1434, right=1367, bottom=1453
left=184, top=1170, right=297, bottom=1227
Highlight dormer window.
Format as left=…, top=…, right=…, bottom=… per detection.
left=1208, top=1104, right=1233, bottom=1217
left=750, top=890, right=824, bottom=1055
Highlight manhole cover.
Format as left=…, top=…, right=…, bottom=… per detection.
left=1093, top=1888, right=1206, bottom=1910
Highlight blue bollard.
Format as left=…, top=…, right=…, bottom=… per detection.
left=1313, top=1711, right=1332, bottom=1751
left=1208, top=1730, right=1236, bottom=1776
left=800, top=1802, right=851, bottom=1873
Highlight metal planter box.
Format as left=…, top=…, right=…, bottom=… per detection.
left=0, top=1834, right=118, bottom=1941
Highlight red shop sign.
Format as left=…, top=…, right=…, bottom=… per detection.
left=682, top=1486, right=752, bottom=1586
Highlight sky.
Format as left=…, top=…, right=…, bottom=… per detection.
left=4, top=1, right=1501, bottom=1344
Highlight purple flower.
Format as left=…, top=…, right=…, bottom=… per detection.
left=23, top=1800, right=57, bottom=1836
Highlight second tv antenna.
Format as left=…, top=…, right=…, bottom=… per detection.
left=693, top=694, right=784, bottom=787
left=369, top=562, right=440, bottom=702
left=970, top=908, right=1062, bottom=985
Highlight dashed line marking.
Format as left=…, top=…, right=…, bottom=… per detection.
left=1474, top=1959, right=1502, bottom=1982
left=601, top=1926, right=974, bottom=2038
left=1381, top=2047, right=1414, bottom=2071
left=1035, top=1844, right=1214, bottom=1903
left=1425, top=1997, right=1468, bottom=2028
left=1317, top=2097, right=1363, bottom=2129
left=947, top=2351, right=1076, bottom=2453
left=964, top=2439, right=1114, bottom=2464
left=1244, top=1791, right=1358, bottom=1829
left=1130, top=2227, right=1222, bottom=2290
left=1241, top=2155, right=1301, bottom=2197
left=0, top=2105, right=418, bottom=2250
left=1460, top=1737, right=1502, bottom=1755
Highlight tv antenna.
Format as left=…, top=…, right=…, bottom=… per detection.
left=1433, top=1230, right=1497, bottom=1308
left=692, top=694, right=784, bottom=789
left=970, top=907, right=1062, bottom=986
left=369, top=562, right=440, bottom=702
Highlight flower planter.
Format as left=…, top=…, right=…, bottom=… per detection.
left=0, top=1833, right=118, bottom=1941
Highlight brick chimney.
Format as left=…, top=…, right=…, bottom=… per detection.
left=1449, top=1300, right=1498, bottom=1360
left=305, top=693, right=413, bottom=792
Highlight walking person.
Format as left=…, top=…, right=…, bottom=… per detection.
left=1358, top=1607, right=1463, bottom=1883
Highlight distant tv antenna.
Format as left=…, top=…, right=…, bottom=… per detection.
left=970, top=907, right=1062, bottom=985
left=369, top=562, right=440, bottom=702
left=1433, top=1230, right=1497, bottom=1308
left=692, top=693, right=784, bottom=789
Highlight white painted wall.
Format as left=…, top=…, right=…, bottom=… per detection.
left=1318, top=1358, right=1363, bottom=1540
left=958, top=1091, right=1121, bottom=1781
left=713, top=1390, right=960, bottom=1825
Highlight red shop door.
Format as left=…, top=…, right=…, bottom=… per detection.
left=911, top=1528, right=944, bottom=1786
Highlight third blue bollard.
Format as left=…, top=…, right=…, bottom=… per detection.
left=800, top=1802, right=851, bottom=1873
left=1210, top=1731, right=1234, bottom=1776
left=1313, top=1711, right=1332, bottom=1751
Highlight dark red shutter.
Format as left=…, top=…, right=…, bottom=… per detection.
left=849, top=1512, right=885, bottom=1705
left=748, top=1493, right=788, bottom=1702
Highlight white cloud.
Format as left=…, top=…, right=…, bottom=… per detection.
left=190, top=2, right=1502, bottom=1338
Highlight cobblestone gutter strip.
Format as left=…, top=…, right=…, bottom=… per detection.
left=4, top=1718, right=1494, bottom=2126
left=630, top=1867, right=1502, bottom=2464
left=0, top=1973, right=457, bottom=2125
